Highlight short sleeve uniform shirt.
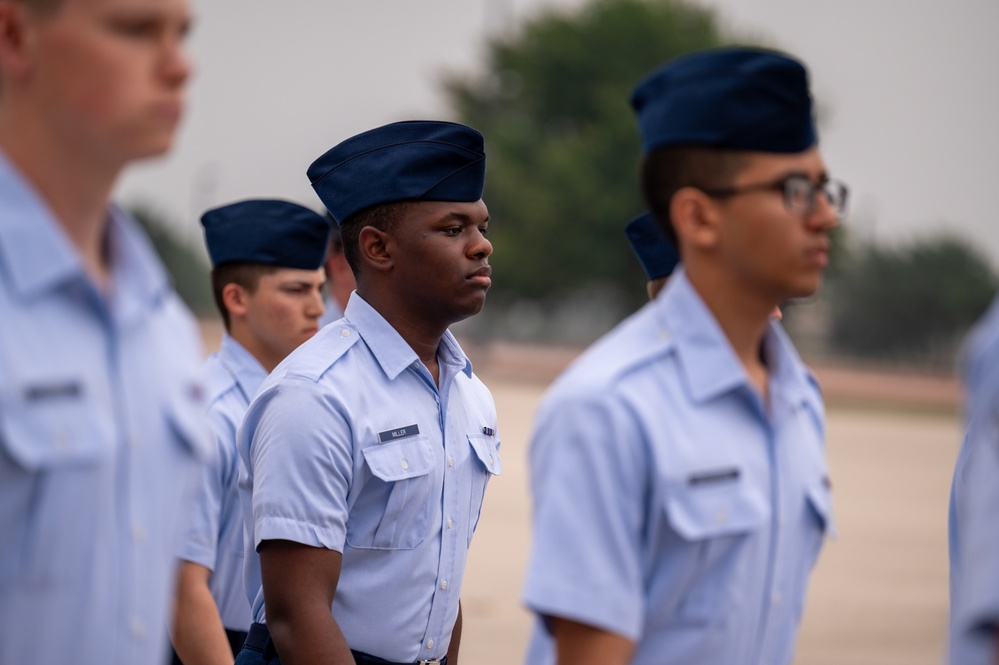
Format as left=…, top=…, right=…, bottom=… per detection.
left=180, top=333, right=265, bottom=631
left=237, top=293, right=500, bottom=663
left=522, top=270, right=834, bottom=665
left=0, top=150, right=209, bottom=663
left=949, top=295, right=999, bottom=665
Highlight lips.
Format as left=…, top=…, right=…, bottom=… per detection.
left=467, top=265, right=492, bottom=287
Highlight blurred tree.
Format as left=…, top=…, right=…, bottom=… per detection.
left=828, top=234, right=998, bottom=365
left=445, top=0, right=748, bottom=309
left=129, top=203, right=215, bottom=317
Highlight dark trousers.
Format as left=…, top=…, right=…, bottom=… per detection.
left=234, top=623, right=448, bottom=665
left=170, top=628, right=248, bottom=664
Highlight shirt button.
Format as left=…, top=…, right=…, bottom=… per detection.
left=772, top=594, right=782, bottom=607
left=401, top=459, right=409, bottom=470
left=447, top=517, right=453, bottom=529
left=130, top=619, right=146, bottom=639
left=488, top=454, right=494, bottom=464
left=448, top=456, right=455, bottom=468
left=715, top=510, right=728, bottom=524
left=340, top=329, right=350, bottom=337
left=133, top=525, right=148, bottom=544
left=440, top=580, right=448, bottom=590
left=427, top=639, right=435, bottom=650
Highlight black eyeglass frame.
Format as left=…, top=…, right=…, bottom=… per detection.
left=698, top=175, right=849, bottom=217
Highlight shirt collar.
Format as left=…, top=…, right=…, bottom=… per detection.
left=656, top=268, right=815, bottom=409
left=343, top=293, right=473, bottom=381
left=217, top=333, right=269, bottom=401
left=0, top=149, right=171, bottom=325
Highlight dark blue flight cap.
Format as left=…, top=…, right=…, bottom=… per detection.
left=201, top=199, right=332, bottom=270
left=631, top=47, right=816, bottom=154
left=625, top=213, right=679, bottom=281
left=308, top=120, right=486, bottom=225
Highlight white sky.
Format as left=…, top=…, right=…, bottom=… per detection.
left=116, top=0, right=999, bottom=268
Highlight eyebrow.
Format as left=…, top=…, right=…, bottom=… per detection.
left=436, top=212, right=490, bottom=225
left=777, top=169, right=830, bottom=183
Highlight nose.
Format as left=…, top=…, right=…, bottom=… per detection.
left=307, top=288, right=325, bottom=319
left=807, top=190, right=839, bottom=232
left=160, top=33, right=193, bottom=89
left=469, top=228, right=492, bottom=259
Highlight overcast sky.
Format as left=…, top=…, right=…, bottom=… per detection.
left=116, top=0, right=999, bottom=267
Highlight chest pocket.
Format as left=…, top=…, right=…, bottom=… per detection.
left=349, top=436, right=436, bottom=550
left=466, top=434, right=501, bottom=546
left=0, top=378, right=115, bottom=470
left=664, top=476, right=769, bottom=624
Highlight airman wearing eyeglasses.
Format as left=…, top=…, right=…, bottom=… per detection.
left=522, top=48, right=843, bottom=665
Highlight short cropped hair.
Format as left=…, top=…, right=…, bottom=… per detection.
left=338, top=201, right=410, bottom=275
left=210, top=262, right=280, bottom=330
left=640, top=146, right=748, bottom=244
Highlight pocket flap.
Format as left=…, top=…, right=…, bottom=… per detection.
left=165, top=379, right=212, bottom=461
left=806, top=478, right=837, bottom=539
left=666, top=480, right=768, bottom=541
left=467, top=434, right=501, bottom=475
left=363, top=436, right=435, bottom=482
left=0, top=378, right=113, bottom=469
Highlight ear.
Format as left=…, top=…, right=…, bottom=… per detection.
left=669, top=186, right=721, bottom=252
left=357, top=226, right=393, bottom=273
left=0, top=2, right=37, bottom=84
left=221, top=282, right=250, bottom=320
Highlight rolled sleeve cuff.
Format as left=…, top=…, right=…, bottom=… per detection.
left=255, top=515, right=345, bottom=553
left=523, top=578, right=644, bottom=642
left=178, top=538, right=216, bottom=570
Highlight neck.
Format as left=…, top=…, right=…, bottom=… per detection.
left=0, top=108, right=122, bottom=286
left=356, top=286, right=447, bottom=384
left=228, top=327, right=280, bottom=374
left=684, top=265, right=776, bottom=395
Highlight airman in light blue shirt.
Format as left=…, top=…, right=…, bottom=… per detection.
left=523, top=48, right=844, bottom=665
left=234, top=120, right=499, bottom=665
left=0, top=0, right=202, bottom=661
left=172, top=199, right=330, bottom=664
left=949, top=295, right=999, bottom=665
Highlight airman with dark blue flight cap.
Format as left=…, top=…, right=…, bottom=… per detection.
left=523, top=48, right=843, bottom=665
left=201, top=199, right=332, bottom=269
left=171, top=199, right=330, bottom=665
left=308, top=119, right=486, bottom=226
left=631, top=47, right=816, bottom=154
left=235, top=120, right=498, bottom=665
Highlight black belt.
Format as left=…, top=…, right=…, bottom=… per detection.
left=244, top=623, right=448, bottom=665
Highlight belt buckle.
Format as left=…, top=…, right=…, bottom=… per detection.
left=418, top=661, right=441, bottom=665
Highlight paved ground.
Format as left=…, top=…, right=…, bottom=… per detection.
left=458, top=376, right=960, bottom=665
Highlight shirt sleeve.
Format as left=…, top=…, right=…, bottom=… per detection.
left=244, top=379, right=354, bottom=553
left=521, top=388, right=650, bottom=641
left=177, top=407, right=234, bottom=568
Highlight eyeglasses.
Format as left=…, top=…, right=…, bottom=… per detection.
left=699, top=175, right=849, bottom=217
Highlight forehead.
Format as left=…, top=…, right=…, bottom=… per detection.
left=45, top=0, right=191, bottom=18
left=258, top=267, right=326, bottom=284
left=734, top=146, right=826, bottom=182
left=403, top=199, right=489, bottom=224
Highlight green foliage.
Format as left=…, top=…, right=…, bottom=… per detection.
left=445, top=0, right=743, bottom=308
left=128, top=204, right=215, bottom=316
left=828, top=234, right=998, bottom=364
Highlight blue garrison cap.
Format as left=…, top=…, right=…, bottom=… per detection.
left=631, top=47, right=816, bottom=154
left=308, top=120, right=486, bottom=225
left=625, top=213, right=679, bottom=281
left=201, top=199, right=332, bottom=269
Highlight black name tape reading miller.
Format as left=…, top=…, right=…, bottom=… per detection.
left=378, top=424, right=420, bottom=443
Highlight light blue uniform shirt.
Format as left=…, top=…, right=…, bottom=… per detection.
left=318, top=293, right=345, bottom=328
left=181, top=333, right=265, bottom=631
left=237, top=293, right=500, bottom=662
left=522, top=270, right=834, bottom=665
left=948, top=295, right=999, bottom=665
left=0, top=150, right=209, bottom=663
